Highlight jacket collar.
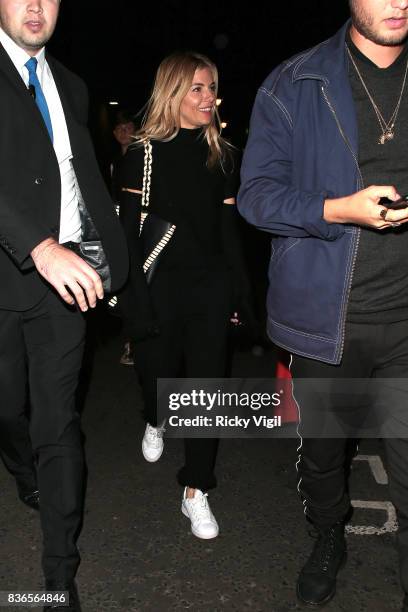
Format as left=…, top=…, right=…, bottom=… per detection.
left=292, top=20, right=351, bottom=84
left=292, top=19, right=360, bottom=178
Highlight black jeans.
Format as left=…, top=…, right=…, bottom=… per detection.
left=133, top=264, right=231, bottom=491
left=0, top=290, right=86, bottom=582
left=291, top=320, right=408, bottom=593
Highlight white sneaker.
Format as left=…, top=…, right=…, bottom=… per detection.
left=142, top=422, right=165, bottom=462
left=181, top=487, right=219, bottom=539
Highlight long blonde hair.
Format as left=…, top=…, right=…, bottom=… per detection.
left=136, top=51, right=231, bottom=167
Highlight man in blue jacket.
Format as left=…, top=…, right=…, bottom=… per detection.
left=239, top=0, right=408, bottom=609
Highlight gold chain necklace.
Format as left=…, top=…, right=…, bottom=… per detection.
left=346, top=44, right=408, bottom=145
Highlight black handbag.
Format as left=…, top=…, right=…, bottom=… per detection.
left=63, top=239, right=111, bottom=292
left=78, top=240, right=111, bottom=291
left=138, top=141, right=176, bottom=284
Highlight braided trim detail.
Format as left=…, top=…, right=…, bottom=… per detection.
left=139, top=140, right=176, bottom=273
left=140, top=140, right=153, bottom=234
left=143, top=224, right=176, bottom=273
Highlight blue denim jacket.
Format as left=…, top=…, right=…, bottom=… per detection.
left=238, top=21, right=365, bottom=364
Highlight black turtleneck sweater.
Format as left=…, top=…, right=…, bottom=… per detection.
left=119, top=128, right=240, bottom=271
left=346, top=32, right=408, bottom=322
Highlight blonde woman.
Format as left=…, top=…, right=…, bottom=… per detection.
left=119, top=52, right=249, bottom=539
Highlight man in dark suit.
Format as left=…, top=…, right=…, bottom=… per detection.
left=0, top=1, right=128, bottom=610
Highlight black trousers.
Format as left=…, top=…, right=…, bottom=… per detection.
left=0, top=290, right=86, bottom=582
left=291, top=320, right=408, bottom=593
left=134, top=265, right=231, bottom=491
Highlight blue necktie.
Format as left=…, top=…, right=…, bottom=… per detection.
left=25, top=57, right=53, bottom=142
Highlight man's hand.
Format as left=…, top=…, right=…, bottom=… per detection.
left=31, top=238, right=104, bottom=311
left=324, top=185, right=408, bottom=229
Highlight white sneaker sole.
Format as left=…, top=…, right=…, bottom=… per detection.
left=142, top=442, right=164, bottom=463
left=181, top=505, right=219, bottom=539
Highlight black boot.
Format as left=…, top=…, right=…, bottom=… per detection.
left=402, top=593, right=408, bottom=612
left=43, top=580, right=81, bottom=612
left=18, top=487, right=40, bottom=511
left=16, top=470, right=39, bottom=511
left=297, top=522, right=347, bottom=606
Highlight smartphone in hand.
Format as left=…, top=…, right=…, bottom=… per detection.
left=379, top=194, right=408, bottom=209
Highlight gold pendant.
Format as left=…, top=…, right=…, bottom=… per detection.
left=379, top=130, right=394, bottom=144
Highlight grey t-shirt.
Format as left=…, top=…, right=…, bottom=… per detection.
left=346, top=33, right=408, bottom=323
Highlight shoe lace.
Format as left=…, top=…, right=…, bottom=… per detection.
left=308, top=526, right=338, bottom=573
left=147, top=424, right=165, bottom=440
left=188, top=493, right=210, bottom=522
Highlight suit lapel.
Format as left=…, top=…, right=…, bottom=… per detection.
left=46, top=53, right=84, bottom=155
left=0, top=43, right=52, bottom=141
left=0, top=43, right=84, bottom=151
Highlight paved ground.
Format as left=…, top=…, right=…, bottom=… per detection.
left=0, top=313, right=404, bottom=611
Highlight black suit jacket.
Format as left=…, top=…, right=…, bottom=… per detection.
left=0, top=45, right=128, bottom=310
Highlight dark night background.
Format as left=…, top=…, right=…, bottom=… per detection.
left=47, top=0, right=350, bottom=175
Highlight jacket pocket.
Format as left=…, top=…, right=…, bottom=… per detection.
left=270, top=236, right=301, bottom=265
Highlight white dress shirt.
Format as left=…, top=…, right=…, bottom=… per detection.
left=0, top=27, right=82, bottom=244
